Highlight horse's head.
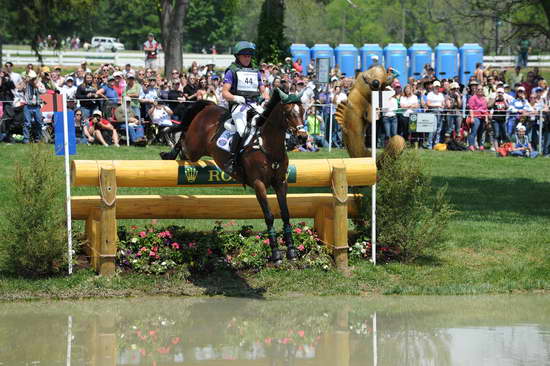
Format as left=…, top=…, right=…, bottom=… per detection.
left=356, top=65, right=399, bottom=98
left=278, top=89, right=308, bottom=144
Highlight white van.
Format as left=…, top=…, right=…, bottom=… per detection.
left=91, top=37, right=125, bottom=52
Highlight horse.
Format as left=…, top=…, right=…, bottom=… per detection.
left=167, top=89, right=307, bottom=263
left=334, top=65, right=406, bottom=159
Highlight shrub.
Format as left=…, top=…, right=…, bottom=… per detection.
left=355, top=150, right=454, bottom=262
left=0, top=144, right=68, bottom=276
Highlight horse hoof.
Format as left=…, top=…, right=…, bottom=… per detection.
left=287, top=248, right=298, bottom=261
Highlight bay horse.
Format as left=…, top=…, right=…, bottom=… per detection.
left=170, top=89, right=307, bottom=263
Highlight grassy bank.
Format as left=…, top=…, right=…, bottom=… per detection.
left=0, top=143, right=549, bottom=300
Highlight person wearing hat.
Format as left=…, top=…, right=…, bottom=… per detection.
left=221, top=41, right=269, bottom=174
left=489, top=87, right=509, bottom=150
left=139, top=76, right=159, bottom=117
left=467, top=86, right=489, bottom=151
left=97, top=76, right=120, bottom=118
left=60, top=76, right=77, bottom=100
left=113, top=96, right=146, bottom=145
left=445, top=81, right=462, bottom=137
left=425, top=80, right=445, bottom=149
left=283, top=57, right=293, bottom=74
left=510, top=123, right=537, bottom=158
left=144, top=33, right=161, bottom=71
left=123, top=73, right=141, bottom=119
left=21, top=69, right=46, bottom=143
left=507, top=86, right=532, bottom=136
left=88, top=110, right=120, bottom=147
left=80, top=60, right=91, bottom=73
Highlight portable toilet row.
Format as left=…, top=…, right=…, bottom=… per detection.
left=289, top=43, right=483, bottom=84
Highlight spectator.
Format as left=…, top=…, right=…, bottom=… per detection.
left=148, top=101, right=173, bottom=127
left=96, top=76, right=119, bottom=118
left=76, top=72, right=100, bottom=119
left=426, top=80, right=445, bottom=149
left=474, top=63, right=485, bottom=84
left=331, top=85, right=347, bottom=148
left=60, top=77, right=77, bottom=100
left=80, top=60, right=91, bottom=73
left=21, top=64, right=35, bottom=79
left=467, top=87, right=489, bottom=151
left=489, top=87, right=509, bottom=150
left=307, top=59, right=315, bottom=76
left=282, top=57, right=293, bottom=74
left=143, top=33, right=161, bottom=71
left=445, top=82, right=462, bottom=138
left=517, top=38, right=530, bottom=68
left=382, top=90, right=399, bottom=142
left=305, top=106, right=327, bottom=148
left=510, top=124, right=537, bottom=157
left=87, top=110, right=120, bottom=146
left=183, top=74, right=200, bottom=101
left=507, top=86, right=532, bottom=137
left=398, top=84, right=419, bottom=140
left=114, top=97, right=146, bottom=145
left=507, top=66, right=524, bottom=87
left=21, top=70, right=46, bottom=144
left=122, top=64, right=134, bottom=78
left=167, top=80, right=185, bottom=111
left=123, top=73, right=142, bottom=119
left=139, top=77, right=159, bottom=118
left=73, top=109, right=94, bottom=144
left=4, top=62, right=22, bottom=87
left=293, top=58, right=303, bottom=74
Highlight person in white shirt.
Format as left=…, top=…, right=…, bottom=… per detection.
left=383, top=89, right=399, bottom=140
left=59, top=77, right=77, bottom=100
left=398, top=85, right=419, bottom=139
left=426, top=80, right=445, bottom=149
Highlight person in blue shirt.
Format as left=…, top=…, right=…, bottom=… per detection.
left=507, top=86, right=533, bottom=136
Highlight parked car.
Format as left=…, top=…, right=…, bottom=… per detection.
left=91, top=37, right=125, bottom=52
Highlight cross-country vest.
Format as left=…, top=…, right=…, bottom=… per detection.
left=226, top=62, right=260, bottom=99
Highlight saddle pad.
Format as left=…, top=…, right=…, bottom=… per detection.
left=216, top=126, right=257, bottom=152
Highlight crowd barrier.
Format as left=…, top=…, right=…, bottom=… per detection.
left=71, top=158, right=377, bottom=275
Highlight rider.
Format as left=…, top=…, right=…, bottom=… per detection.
left=221, top=41, right=270, bottom=174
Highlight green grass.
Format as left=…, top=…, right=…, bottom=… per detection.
left=0, top=143, right=549, bottom=300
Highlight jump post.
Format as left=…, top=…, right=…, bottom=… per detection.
left=71, top=158, right=376, bottom=275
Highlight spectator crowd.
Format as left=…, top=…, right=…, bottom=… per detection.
left=0, top=51, right=549, bottom=158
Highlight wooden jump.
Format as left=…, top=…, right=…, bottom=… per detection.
left=71, top=158, right=376, bottom=275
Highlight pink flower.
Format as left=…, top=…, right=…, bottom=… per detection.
left=171, top=337, right=181, bottom=345
left=264, top=337, right=272, bottom=344
left=152, top=246, right=158, bottom=252
left=149, top=251, right=156, bottom=257
left=140, top=246, right=147, bottom=252
left=294, top=228, right=302, bottom=234
left=171, top=242, right=180, bottom=249
left=297, top=330, right=305, bottom=337
left=207, top=248, right=213, bottom=255
left=263, top=239, right=270, bottom=245
left=149, top=330, right=156, bottom=336
left=188, top=242, right=196, bottom=248
left=297, top=245, right=305, bottom=251
left=136, top=251, right=142, bottom=257
left=255, top=235, right=261, bottom=239
left=157, top=346, right=170, bottom=354
left=281, top=337, right=291, bottom=344
left=306, top=229, right=313, bottom=235
left=139, top=231, right=147, bottom=238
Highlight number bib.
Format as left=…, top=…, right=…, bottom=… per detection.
left=236, top=71, right=259, bottom=93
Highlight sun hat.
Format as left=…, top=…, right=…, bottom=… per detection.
left=450, top=82, right=460, bottom=89
left=92, top=110, right=102, bottom=117
left=433, top=80, right=441, bottom=87
left=27, top=70, right=37, bottom=79
left=496, top=87, right=504, bottom=93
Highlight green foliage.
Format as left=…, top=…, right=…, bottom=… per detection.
left=0, top=144, right=68, bottom=276
left=256, top=0, right=290, bottom=64
left=356, top=150, right=454, bottom=263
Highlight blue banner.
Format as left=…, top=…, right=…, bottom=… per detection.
left=54, top=111, right=76, bottom=156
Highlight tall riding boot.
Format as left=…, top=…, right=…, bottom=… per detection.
left=224, top=133, right=242, bottom=175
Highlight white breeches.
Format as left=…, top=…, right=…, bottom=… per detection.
left=231, top=102, right=263, bottom=137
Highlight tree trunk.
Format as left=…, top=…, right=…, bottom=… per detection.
left=160, top=0, right=189, bottom=75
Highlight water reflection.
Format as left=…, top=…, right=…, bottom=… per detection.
left=0, top=295, right=549, bottom=365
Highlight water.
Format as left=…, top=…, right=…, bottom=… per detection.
left=0, top=295, right=549, bottom=365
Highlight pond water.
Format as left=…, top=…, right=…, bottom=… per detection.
left=0, top=295, right=548, bottom=365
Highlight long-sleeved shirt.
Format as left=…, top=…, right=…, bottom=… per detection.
left=467, top=94, right=488, bottom=118
left=508, top=97, right=533, bottom=114
left=22, top=82, right=46, bottom=106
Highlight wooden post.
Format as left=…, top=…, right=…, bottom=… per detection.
left=331, top=164, right=349, bottom=272
left=85, top=209, right=101, bottom=272
left=99, top=166, right=117, bottom=275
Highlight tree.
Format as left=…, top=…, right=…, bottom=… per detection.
left=160, top=0, right=189, bottom=74
left=256, top=0, right=289, bottom=63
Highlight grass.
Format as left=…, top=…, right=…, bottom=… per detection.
left=0, top=143, right=549, bottom=300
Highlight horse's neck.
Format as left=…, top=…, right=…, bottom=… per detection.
left=260, top=104, right=287, bottom=160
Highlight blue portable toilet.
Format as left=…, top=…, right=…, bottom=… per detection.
left=408, top=43, right=432, bottom=80
left=289, top=43, right=310, bottom=76
left=383, top=43, right=407, bottom=85
left=334, top=44, right=358, bottom=78
left=459, top=43, right=484, bottom=84
left=360, top=44, right=383, bottom=71
left=435, top=43, right=458, bottom=80
left=310, top=43, right=334, bottom=68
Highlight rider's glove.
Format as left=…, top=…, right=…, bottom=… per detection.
left=233, top=96, right=246, bottom=104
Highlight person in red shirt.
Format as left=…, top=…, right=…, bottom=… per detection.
left=293, top=58, right=303, bottom=74
left=87, top=110, right=120, bottom=147
left=143, top=33, right=161, bottom=71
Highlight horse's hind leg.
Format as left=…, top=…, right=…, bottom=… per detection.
left=275, top=181, right=297, bottom=260
left=253, top=180, right=282, bottom=263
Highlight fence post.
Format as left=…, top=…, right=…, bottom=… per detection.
left=99, top=165, right=117, bottom=275
left=331, top=163, right=348, bottom=272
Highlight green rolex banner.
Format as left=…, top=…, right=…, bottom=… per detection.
left=178, top=165, right=297, bottom=185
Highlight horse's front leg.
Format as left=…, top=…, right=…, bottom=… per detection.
left=274, top=180, right=297, bottom=260
left=253, top=180, right=282, bottom=263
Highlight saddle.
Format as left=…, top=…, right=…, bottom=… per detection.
left=214, top=106, right=263, bottom=153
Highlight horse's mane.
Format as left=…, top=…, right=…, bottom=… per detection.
left=256, top=89, right=282, bottom=127
left=180, top=100, right=215, bottom=124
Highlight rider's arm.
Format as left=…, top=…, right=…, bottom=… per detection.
left=222, top=82, right=241, bottom=103
left=259, top=85, right=269, bottom=100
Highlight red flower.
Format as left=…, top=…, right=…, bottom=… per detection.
left=139, top=231, right=147, bottom=238
left=297, top=244, right=305, bottom=251
left=149, top=330, right=156, bottom=336
left=157, top=346, right=170, bottom=354
left=171, top=242, right=180, bottom=249
left=171, top=337, right=181, bottom=344
left=294, top=228, right=302, bottom=234
left=281, top=337, right=291, bottom=344
left=263, top=239, right=270, bottom=245
left=297, top=330, right=305, bottom=337
left=149, top=251, right=156, bottom=257
left=207, top=248, right=213, bottom=255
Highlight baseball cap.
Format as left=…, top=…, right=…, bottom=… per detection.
left=127, top=72, right=136, bottom=79
left=469, top=80, right=479, bottom=86
left=92, top=110, right=102, bottom=117
left=516, top=123, right=526, bottom=131
left=517, top=86, right=526, bottom=92
left=113, top=71, right=123, bottom=78
left=496, top=87, right=504, bottom=93
left=66, top=76, right=74, bottom=82
left=533, top=87, right=543, bottom=93
left=81, top=60, right=87, bottom=65
left=433, top=80, right=441, bottom=87
left=450, top=82, right=459, bottom=89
